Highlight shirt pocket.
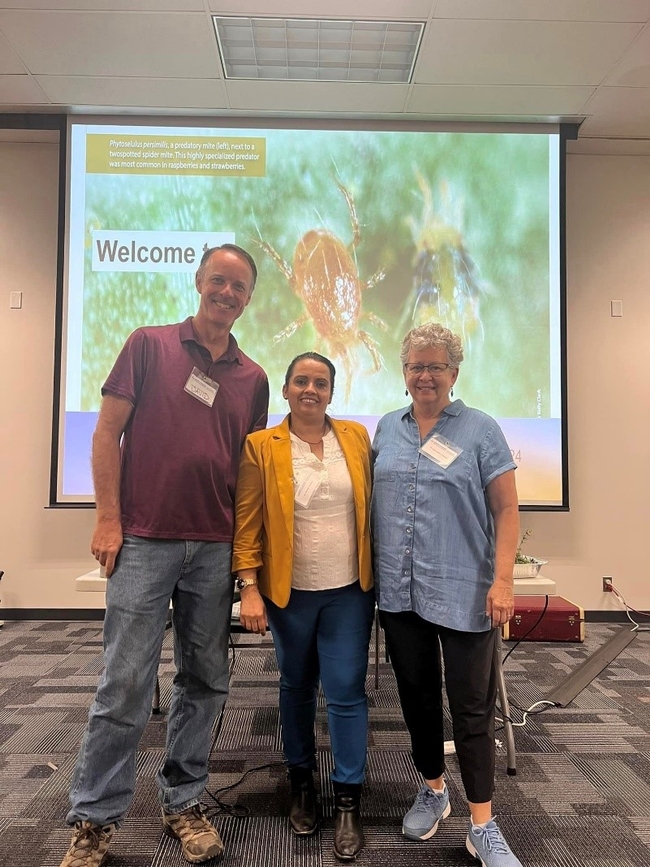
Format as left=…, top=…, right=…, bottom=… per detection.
left=373, top=450, right=408, bottom=511
left=418, top=445, right=474, bottom=490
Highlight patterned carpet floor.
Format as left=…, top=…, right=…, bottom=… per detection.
left=0, top=619, right=649, bottom=866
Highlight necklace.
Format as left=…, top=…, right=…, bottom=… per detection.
left=290, top=422, right=329, bottom=445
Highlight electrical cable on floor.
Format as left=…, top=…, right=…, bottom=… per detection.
left=608, top=582, right=650, bottom=632
left=205, top=761, right=285, bottom=817
left=203, top=632, right=285, bottom=817
left=496, top=595, right=561, bottom=728
left=495, top=699, right=558, bottom=731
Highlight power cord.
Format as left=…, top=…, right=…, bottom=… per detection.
left=495, top=700, right=558, bottom=731
left=203, top=631, right=285, bottom=817
left=496, top=595, right=560, bottom=728
left=204, top=761, right=284, bottom=817
left=501, top=594, right=550, bottom=664
left=607, top=581, right=650, bottom=632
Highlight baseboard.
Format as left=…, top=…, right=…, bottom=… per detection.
left=584, top=610, right=649, bottom=622
left=1, top=609, right=105, bottom=621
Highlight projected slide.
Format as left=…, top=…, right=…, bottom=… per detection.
left=58, top=122, right=563, bottom=506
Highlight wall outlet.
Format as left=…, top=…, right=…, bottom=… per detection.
left=602, top=576, right=613, bottom=592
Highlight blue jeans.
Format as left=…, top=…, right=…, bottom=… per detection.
left=265, top=582, right=375, bottom=786
left=67, top=536, right=234, bottom=826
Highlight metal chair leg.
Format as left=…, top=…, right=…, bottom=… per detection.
left=494, top=629, right=516, bottom=775
left=152, top=676, right=161, bottom=715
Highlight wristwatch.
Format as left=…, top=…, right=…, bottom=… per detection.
left=235, top=576, right=258, bottom=591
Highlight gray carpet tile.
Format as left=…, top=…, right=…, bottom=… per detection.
left=0, top=620, right=649, bottom=865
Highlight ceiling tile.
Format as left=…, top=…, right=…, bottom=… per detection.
left=408, top=84, right=595, bottom=116
left=36, top=76, right=228, bottom=110
left=415, top=20, right=643, bottom=86
left=0, top=74, right=48, bottom=105
left=433, top=0, right=650, bottom=23
left=0, top=32, right=26, bottom=73
left=0, top=11, right=220, bottom=78
left=603, top=26, right=650, bottom=86
left=1, top=1, right=205, bottom=10
left=579, top=86, right=650, bottom=137
left=207, top=1, right=433, bottom=18
left=224, top=79, right=409, bottom=113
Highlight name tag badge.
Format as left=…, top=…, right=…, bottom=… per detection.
left=294, top=470, right=322, bottom=508
left=420, top=433, right=463, bottom=469
left=184, top=367, right=219, bottom=407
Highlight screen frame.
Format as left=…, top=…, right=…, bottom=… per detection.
left=50, top=114, right=576, bottom=510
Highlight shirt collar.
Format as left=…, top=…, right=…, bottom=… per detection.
left=401, top=398, right=465, bottom=421
left=179, top=316, right=242, bottom=364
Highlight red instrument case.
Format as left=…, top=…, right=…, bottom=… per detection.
left=502, top=595, right=585, bottom=642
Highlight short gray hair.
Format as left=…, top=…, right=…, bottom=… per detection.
left=196, top=243, right=258, bottom=291
left=399, top=322, right=464, bottom=368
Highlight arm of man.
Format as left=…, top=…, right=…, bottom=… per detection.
left=90, top=394, right=134, bottom=578
left=485, top=469, right=519, bottom=628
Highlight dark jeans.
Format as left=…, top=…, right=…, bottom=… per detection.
left=266, top=582, right=375, bottom=785
left=380, top=609, right=497, bottom=804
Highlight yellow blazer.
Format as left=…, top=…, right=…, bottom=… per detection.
left=232, top=415, right=374, bottom=608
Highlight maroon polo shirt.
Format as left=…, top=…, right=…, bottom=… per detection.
left=102, top=317, right=269, bottom=542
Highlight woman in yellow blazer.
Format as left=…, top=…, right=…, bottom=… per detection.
left=233, top=352, right=374, bottom=862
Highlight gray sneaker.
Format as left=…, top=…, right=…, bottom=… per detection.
left=466, top=819, right=523, bottom=867
left=402, top=784, right=451, bottom=840
left=162, top=804, right=224, bottom=863
left=59, top=821, right=115, bottom=867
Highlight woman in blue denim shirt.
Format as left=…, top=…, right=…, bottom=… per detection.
left=371, top=322, right=523, bottom=867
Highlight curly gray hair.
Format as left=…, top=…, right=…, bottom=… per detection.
left=399, top=322, right=464, bottom=368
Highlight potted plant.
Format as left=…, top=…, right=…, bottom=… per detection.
left=513, top=529, right=547, bottom=578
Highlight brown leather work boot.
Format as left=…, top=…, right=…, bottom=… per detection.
left=162, top=804, right=224, bottom=863
left=59, top=821, right=116, bottom=867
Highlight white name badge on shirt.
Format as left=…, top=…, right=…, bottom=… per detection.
left=294, top=470, right=322, bottom=508
left=419, top=433, right=463, bottom=469
left=184, top=367, right=219, bottom=407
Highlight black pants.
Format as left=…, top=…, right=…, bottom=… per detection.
left=380, top=610, right=497, bottom=804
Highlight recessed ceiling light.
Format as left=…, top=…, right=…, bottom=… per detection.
left=213, top=16, right=425, bottom=83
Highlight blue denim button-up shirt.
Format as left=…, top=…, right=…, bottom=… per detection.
left=371, top=400, right=516, bottom=633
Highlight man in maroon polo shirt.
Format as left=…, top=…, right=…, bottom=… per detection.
left=60, top=244, right=269, bottom=867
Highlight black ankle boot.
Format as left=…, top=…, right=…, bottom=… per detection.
left=288, top=766, right=317, bottom=835
left=333, top=783, right=364, bottom=861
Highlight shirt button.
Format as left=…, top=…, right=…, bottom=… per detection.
left=406, top=527, right=412, bottom=534
left=407, top=506, right=412, bottom=512
left=409, top=485, right=414, bottom=491
left=405, top=548, right=411, bottom=554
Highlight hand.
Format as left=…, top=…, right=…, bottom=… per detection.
left=486, top=580, right=515, bottom=628
left=90, top=518, right=123, bottom=578
left=239, top=586, right=268, bottom=635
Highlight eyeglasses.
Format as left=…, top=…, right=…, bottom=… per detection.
left=403, top=363, right=452, bottom=376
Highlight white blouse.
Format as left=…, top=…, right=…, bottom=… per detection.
left=290, top=429, right=359, bottom=591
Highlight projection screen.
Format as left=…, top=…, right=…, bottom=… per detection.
left=53, top=119, right=567, bottom=508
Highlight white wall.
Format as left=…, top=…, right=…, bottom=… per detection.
left=523, top=153, right=650, bottom=614
left=1, top=143, right=649, bottom=613
left=0, top=141, right=95, bottom=610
